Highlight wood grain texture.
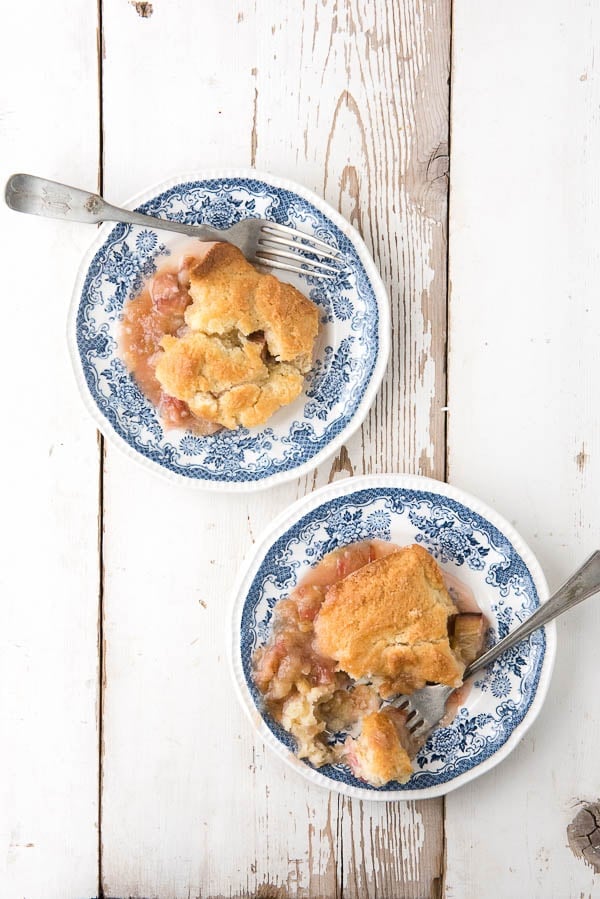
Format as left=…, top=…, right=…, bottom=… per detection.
left=446, top=2, right=600, bottom=897
left=7, top=1, right=600, bottom=896
left=98, top=1, right=450, bottom=897
left=0, top=3, right=101, bottom=898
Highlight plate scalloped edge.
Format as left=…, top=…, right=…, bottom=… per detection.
left=229, top=473, right=556, bottom=801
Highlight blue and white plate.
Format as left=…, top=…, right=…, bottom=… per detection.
left=68, top=171, right=390, bottom=491
left=230, top=474, right=556, bottom=800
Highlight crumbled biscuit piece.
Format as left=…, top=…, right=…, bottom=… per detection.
left=280, top=686, right=336, bottom=767
left=347, top=710, right=414, bottom=786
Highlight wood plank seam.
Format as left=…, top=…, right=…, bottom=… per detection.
left=440, top=0, right=456, bottom=890
left=97, top=0, right=106, bottom=895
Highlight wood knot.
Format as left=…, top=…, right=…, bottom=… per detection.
left=575, top=442, right=589, bottom=473
left=567, top=801, right=600, bottom=872
left=130, top=1, right=153, bottom=17
left=426, top=142, right=449, bottom=186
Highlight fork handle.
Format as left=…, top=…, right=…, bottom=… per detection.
left=464, top=550, right=600, bottom=678
left=4, top=173, right=222, bottom=240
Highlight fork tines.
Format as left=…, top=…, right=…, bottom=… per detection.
left=256, top=222, right=342, bottom=280
left=259, top=231, right=341, bottom=262
left=261, top=222, right=342, bottom=256
left=395, top=698, right=430, bottom=742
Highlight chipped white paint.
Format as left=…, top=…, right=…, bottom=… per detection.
left=403, top=198, right=439, bottom=475
left=398, top=803, right=426, bottom=881
left=446, top=1, right=600, bottom=897
left=340, top=800, right=426, bottom=883
left=98, top=1, right=448, bottom=897
left=0, top=2, right=100, bottom=898
left=338, top=798, right=434, bottom=898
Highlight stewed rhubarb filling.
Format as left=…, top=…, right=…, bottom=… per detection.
left=253, top=540, right=486, bottom=786
left=120, top=250, right=221, bottom=434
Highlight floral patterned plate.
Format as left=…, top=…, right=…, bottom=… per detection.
left=230, top=474, right=556, bottom=799
left=68, top=171, right=389, bottom=490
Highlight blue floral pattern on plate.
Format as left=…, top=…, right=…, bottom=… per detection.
left=70, top=174, right=388, bottom=488
left=236, top=482, right=551, bottom=795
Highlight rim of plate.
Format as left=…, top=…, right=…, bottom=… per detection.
left=67, top=169, right=391, bottom=492
left=229, top=473, right=556, bottom=800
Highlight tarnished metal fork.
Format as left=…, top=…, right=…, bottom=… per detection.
left=4, top=173, right=343, bottom=280
left=391, top=550, right=600, bottom=744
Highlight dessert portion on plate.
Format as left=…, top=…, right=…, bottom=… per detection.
left=120, top=242, right=320, bottom=434
left=253, top=542, right=485, bottom=786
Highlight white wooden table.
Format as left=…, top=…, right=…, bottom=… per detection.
left=2, top=2, right=600, bottom=897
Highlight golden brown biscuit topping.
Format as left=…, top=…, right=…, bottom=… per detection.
left=314, top=544, right=464, bottom=695
left=121, top=242, right=320, bottom=432
left=185, top=242, right=319, bottom=370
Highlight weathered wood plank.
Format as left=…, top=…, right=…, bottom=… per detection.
left=300, top=2, right=450, bottom=895
left=99, top=1, right=450, bottom=896
left=446, top=1, right=600, bottom=897
left=0, top=3, right=101, bottom=898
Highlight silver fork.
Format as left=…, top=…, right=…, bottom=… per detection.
left=391, top=550, right=600, bottom=744
left=4, top=173, right=343, bottom=280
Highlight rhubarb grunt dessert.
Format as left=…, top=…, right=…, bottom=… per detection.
left=120, top=242, right=320, bottom=434
left=253, top=541, right=486, bottom=787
